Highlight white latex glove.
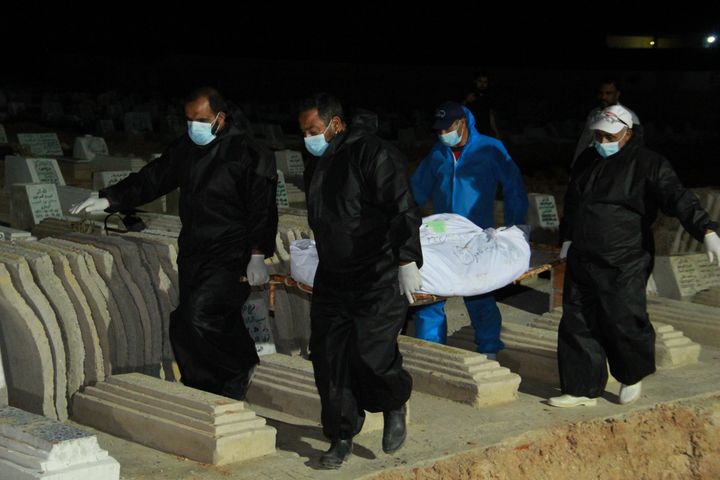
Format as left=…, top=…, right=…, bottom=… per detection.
left=559, top=240, right=572, bottom=259
left=246, top=254, right=269, bottom=286
left=704, top=232, right=720, bottom=267
left=69, top=196, right=110, bottom=215
left=398, top=261, right=422, bottom=304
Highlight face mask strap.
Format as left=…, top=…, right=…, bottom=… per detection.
left=210, top=112, right=221, bottom=135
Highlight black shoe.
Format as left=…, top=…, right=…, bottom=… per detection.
left=319, top=439, right=353, bottom=469
left=220, top=366, right=256, bottom=401
left=382, top=403, right=407, bottom=454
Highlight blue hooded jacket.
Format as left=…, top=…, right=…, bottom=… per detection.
left=411, top=107, right=528, bottom=229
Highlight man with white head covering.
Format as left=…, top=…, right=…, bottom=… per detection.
left=551, top=105, right=720, bottom=408
left=572, top=79, right=642, bottom=166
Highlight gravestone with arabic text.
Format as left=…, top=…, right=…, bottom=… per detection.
left=17, top=133, right=63, bottom=157
left=5, top=156, right=65, bottom=189
left=10, top=183, right=64, bottom=230
left=651, top=253, right=720, bottom=299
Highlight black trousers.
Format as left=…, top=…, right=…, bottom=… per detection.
left=169, top=255, right=259, bottom=394
left=558, top=251, right=656, bottom=398
left=310, top=277, right=413, bottom=441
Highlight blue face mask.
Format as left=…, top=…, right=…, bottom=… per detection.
left=187, top=112, right=220, bottom=146
left=439, top=124, right=463, bottom=147
left=304, top=122, right=333, bottom=157
left=594, top=129, right=627, bottom=158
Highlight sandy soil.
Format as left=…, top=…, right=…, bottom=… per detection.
left=370, top=397, right=720, bottom=480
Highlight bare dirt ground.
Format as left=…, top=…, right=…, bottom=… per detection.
left=370, top=397, right=720, bottom=480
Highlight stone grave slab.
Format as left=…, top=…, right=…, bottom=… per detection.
left=16, top=133, right=63, bottom=157
left=0, top=265, right=56, bottom=418
left=72, top=135, right=108, bottom=161
left=0, top=406, right=119, bottom=479
left=651, top=253, right=720, bottom=299
left=274, top=150, right=304, bottom=178
left=38, top=239, right=116, bottom=375
left=10, top=184, right=64, bottom=231
left=43, top=238, right=131, bottom=372
left=5, top=156, right=65, bottom=189
left=59, top=237, right=145, bottom=373
left=246, top=354, right=385, bottom=433
left=73, top=373, right=275, bottom=465
left=19, top=242, right=105, bottom=384
left=70, top=234, right=161, bottom=376
left=398, top=335, right=520, bottom=407
left=0, top=256, right=68, bottom=419
left=0, top=245, right=85, bottom=398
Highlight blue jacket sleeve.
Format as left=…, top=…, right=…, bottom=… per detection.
left=410, top=152, right=435, bottom=208
left=494, top=143, right=529, bottom=225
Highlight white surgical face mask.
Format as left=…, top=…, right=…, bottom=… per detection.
left=187, top=112, right=220, bottom=145
left=304, top=122, right=333, bottom=157
left=439, top=124, right=463, bottom=147
left=594, top=129, right=627, bottom=158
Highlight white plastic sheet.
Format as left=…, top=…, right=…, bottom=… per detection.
left=289, top=238, right=319, bottom=286
left=289, top=213, right=531, bottom=296
left=417, top=213, right=530, bottom=296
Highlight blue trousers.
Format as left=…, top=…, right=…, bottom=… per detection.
left=414, top=293, right=504, bottom=353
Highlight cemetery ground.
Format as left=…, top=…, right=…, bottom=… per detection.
left=73, top=280, right=720, bottom=480
left=2, top=121, right=719, bottom=478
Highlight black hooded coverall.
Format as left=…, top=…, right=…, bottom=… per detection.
left=101, top=125, right=278, bottom=393
left=306, top=125, right=423, bottom=441
left=559, top=136, right=717, bottom=397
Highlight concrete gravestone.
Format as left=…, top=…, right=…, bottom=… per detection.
left=276, top=170, right=289, bottom=208
left=73, top=373, right=276, bottom=465
left=0, top=124, right=8, bottom=144
left=0, top=406, right=120, bottom=479
left=529, top=193, right=559, bottom=229
left=73, top=135, right=109, bottom=161
left=274, top=150, right=305, bottom=178
left=11, top=184, right=64, bottom=230
left=526, top=193, right=559, bottom=244
left=56, top=186, right=96, bottom=217
left=5, top=156, right=66, bottom=189
left=651, top=253, right=720, bottom=299
left=0, top=226, right=33, bottom=241
left=241, top=291, right=276, bottom=356
left=92, top=171, right=131, bottom=190
left=16, top=133, right=64, bottom=157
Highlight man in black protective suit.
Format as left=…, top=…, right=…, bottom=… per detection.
left=549, top=105, right=720, bottom=408
left=298, top=93, right=423, bottom=469
left=70, top=87, right=278, bottom=400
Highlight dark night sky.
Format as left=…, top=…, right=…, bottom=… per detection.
left=3, top=5, right=719, bottom=122
left=1, top=5, right=719, bottom=184
left=2, top=5, right=719, bottom=68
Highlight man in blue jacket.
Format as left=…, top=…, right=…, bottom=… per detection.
left=410, top=101, right=528, bottom=358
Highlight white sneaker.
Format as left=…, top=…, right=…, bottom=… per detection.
left=548, top=394, right=597, bottom=408
left=619, top=382, right=642, bottom=405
